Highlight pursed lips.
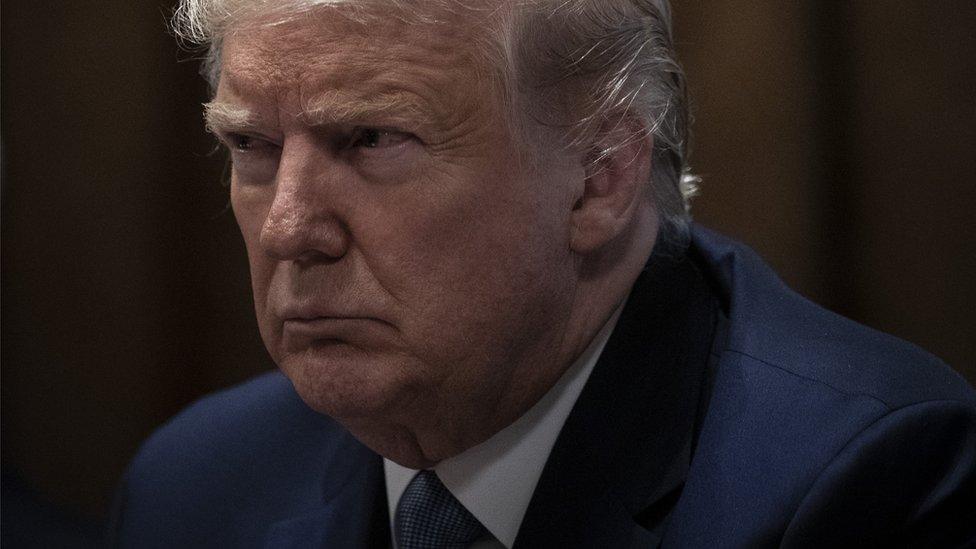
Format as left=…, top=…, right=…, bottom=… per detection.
left=278, top=310, right=396, bottom=352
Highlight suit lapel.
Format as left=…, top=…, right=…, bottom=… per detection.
left=515, top=240, right=720, bottom=548
left=265, top=431, right=390, bottom=549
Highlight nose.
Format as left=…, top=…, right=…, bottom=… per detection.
left=259, top=140, right=351, bottom=262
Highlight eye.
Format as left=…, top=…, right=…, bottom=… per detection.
left=220, top=133, right=277, bottom=154
left=348, top=127, right=412, bottom=150
left=229, top=134, right=256, bottom=151
left=219, top=132, right=280, bottom=184
left=231, top=134, right=256, bottom=151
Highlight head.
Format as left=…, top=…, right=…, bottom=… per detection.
left=173, top=0, right=695, bottom=467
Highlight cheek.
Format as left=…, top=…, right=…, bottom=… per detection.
left=438, top=176, right=569, bottom=276
left=231, top=182, right=275, bottom=315
left=230, top=178, right=267, bottom=245
left=370, top=169, right=572, bottom=334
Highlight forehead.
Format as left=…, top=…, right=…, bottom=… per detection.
left=217, top=6, right=497, bottom=108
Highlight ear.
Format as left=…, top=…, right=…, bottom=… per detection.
left=569, top=122, right=652, bottom=254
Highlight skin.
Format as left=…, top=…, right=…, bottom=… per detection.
left=209, top=5, right=659, bottom=468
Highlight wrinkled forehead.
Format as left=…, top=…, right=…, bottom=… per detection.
left=217, top=2, right=506, bottom=98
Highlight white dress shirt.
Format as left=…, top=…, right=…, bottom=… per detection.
left=385, top=305, right=624, bottom=548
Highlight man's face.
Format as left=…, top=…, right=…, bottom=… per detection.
left=210, top=8, right=584, bottom=460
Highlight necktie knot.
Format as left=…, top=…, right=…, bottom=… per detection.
left=395, top=470, right=489, bottom=549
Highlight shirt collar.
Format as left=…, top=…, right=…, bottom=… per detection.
left=384, top=304, right=624, bottom=548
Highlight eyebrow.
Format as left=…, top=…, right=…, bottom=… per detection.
left=203, top=101, right=258, bottom=133
left=203, top=90, right=432, bottom=135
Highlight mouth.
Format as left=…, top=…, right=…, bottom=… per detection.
left=280, top=316, right=395, bottom=352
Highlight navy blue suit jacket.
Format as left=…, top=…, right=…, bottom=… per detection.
left=113, top=226, right=976, bottom=548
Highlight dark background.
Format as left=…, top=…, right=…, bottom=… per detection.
left=2, top=0, right=974, bottom=543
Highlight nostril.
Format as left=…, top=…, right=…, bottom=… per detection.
left=293, top=249, right=340, bottom=267
left=308, top=220, right=351, bottom=259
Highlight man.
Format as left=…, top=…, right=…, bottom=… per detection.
left=113, top=1, right=976, bottom=547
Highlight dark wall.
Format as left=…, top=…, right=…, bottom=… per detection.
left=673, top=1, right=976, bottom=368
left=2, top=0, right=974, bottom=530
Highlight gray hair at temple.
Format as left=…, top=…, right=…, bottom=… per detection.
left=172, top=0, right=699, bottom=239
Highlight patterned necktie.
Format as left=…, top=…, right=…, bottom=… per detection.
left=394, top=469, right=489, bottom=549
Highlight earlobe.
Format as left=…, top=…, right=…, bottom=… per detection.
left=569, top=128, right=652, bottom=254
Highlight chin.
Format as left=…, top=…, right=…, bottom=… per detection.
left=278, top=346, right=418, bottom=422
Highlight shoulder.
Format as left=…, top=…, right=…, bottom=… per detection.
left=128, top=371, right=340, bottom=478
left=780, top=398, right=976, bottom=546
left=690, top=224, right=975, bottom=409
left=114, top=371, right=354, bottom=547
left=667, top=226, right=976, bottom=546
